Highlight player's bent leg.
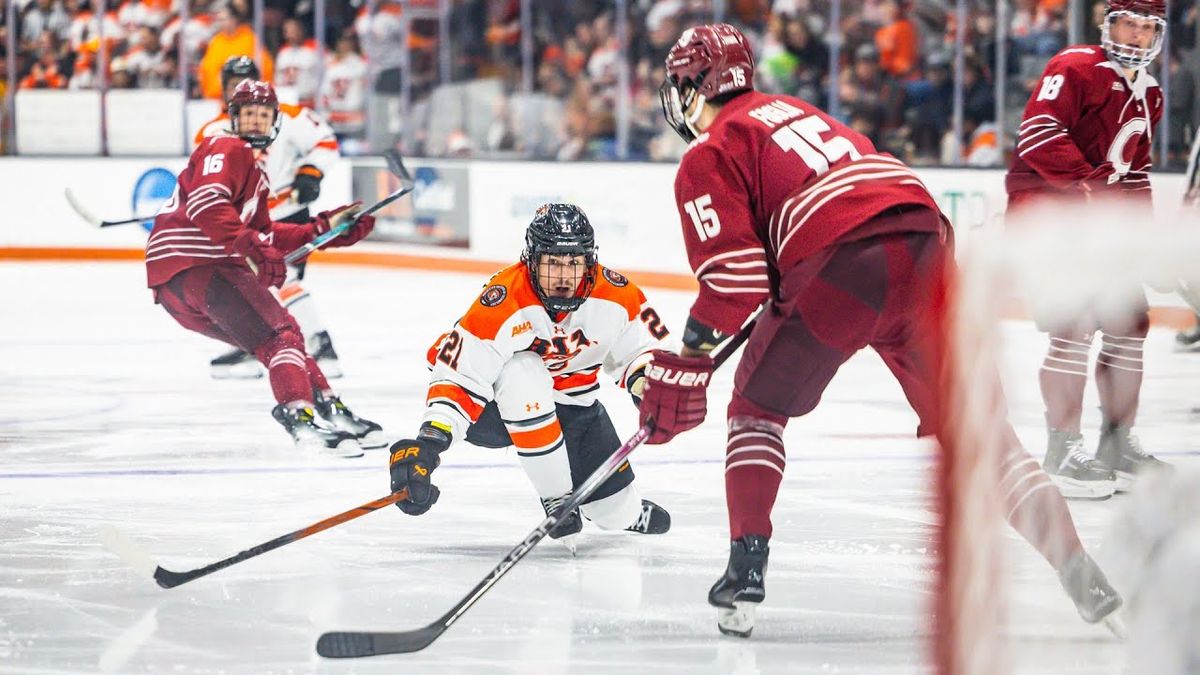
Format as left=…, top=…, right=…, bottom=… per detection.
left=578, top=484, right=670, bottom=534
left=279, top=276, right=342, bottom=379
left=494, top=352, right=580, bottom=543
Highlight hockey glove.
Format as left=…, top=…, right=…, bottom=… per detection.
left=389, top=423, right=451, bottom=516
left=1079, top=162, right=1121, bottom=196
left=638, top=350, right=714, bottom=445
left=314, top=202, right=375, bottom=247
left=230, top=229, right=287, bottom=288
left=292, top=165, right=323, bottom=204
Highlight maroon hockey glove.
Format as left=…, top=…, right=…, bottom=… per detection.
left=1079, top=162, right=1121, bottom=196
left=638, top=350, right=714, bottom=445
left=230, top=229, right=287, bottom=288
left=314, top=201, right=375, bottom=248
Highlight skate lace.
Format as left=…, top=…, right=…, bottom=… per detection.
left=1064, top=436, right=1095, bottom=466
left=542, top=493, right=571, bottom=518
left=1120, top=431, right=1150, bottom=460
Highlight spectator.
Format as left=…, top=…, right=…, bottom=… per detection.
left=1010, top=0, right=1064, bottom=57
left=907, top=50, right=953, bottom=162
left=839, top=43, right=904, bottom=142
left=197, top=5, right=272, bottom=99
left=124, top=25, right=170, bottom=87
left=275, top=18, right=319, bottom=106
left=319, top=30, right=367, bottom=139
left=875, top=0, right=919, bottom=78
left=354, top=0, right=404, bottom=93
left=781, top=13, right=828, bottom=105
left=20, top=43, right=68, bottom=88
left=161, top=0, right=214, bottom=75
left=20, top=0, right=71, bottom=52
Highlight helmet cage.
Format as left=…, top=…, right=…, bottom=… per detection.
left=521, top=204, right=598, bottom=315
left=1101, top=9, right=1166, bottom=70
left=228, top=80, right=281, bottom=149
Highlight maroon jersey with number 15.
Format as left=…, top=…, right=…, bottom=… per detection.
left=145, top=135, right=274, bottom=289
left=672, top=90, right=944, bottom=336
left=1006, top=45, right=1162, bottom=205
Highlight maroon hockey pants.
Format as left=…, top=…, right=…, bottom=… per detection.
left=722, top=221, right=1083, bottom=570
left=153, top=265, right=330, bottom=404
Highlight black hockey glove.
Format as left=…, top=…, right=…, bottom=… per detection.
left=292, top=165, right=323, bottom=204
left=389, top=423, right=451, bottom=516
left=626, top=367, right=648, bottom=408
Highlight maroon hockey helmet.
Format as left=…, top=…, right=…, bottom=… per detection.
left=659, top=24, right=755, bottom=142
left=1101, top=0, right=1167, bottom=69
left=227, top=79, right=281, bottom=149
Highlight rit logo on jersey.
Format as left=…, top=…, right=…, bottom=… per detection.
left=530, top=330, right=593, bottom=371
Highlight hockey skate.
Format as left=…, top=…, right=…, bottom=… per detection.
left=708, top=535, right=769, bottom=638
left=1042, top=429, right=1116, bottom=500
left=210, top=348, right=263, bottom=379
left=271, top=404, right=363, bottom=457
left=308, top=331, right=343, bottom=378
left=625, top=499, right=671, bottom=535
left=541, top=492, right=584, bottom=554
left=1096, top=422, right=1170, bottom=491
left=1057, top=551, right=1124, bottom=637
left=316, top=394, right=386, bottom=449
left=1174, top=322, right=1200, bottom=353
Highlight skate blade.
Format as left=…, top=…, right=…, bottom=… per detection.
left=1049, top=476, right=1115, bottom=500
left=1101, top=611, right=1128, bottom=641
left=717, top=602, right=756, bottom=638
left=1112, top=471, right=1136, bottom=493
left=555, top=533, right=578, bottom=556
left=355, top=430, right=389, bottom=450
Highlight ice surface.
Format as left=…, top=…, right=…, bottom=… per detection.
left=1, top=262, right=1196, bottom=674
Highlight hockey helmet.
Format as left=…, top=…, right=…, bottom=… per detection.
left=227, top=80, right=281, bottom=149
left=522, top=203, right=598, bottom=315
left=660, top=23, right=755, bottom=142
left=1101, top=0, right=1166, bottom=70
left=221, top=55, right=260, bottom=93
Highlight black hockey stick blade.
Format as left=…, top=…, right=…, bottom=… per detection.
left=317, top=625, right=443, bottom=658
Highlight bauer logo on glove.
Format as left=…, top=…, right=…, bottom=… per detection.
left=646, top=362, right=711, bottom=387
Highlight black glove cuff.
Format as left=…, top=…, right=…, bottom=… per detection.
left=682, top=315, right=725, bottom=353
left=417, top=422, right=452, bottom=453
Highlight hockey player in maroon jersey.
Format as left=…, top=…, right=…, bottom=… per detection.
left=642, top=23, right=1123, bottom=637
left=1007, top=0, right=1170, bottom=496
left=145, top=80, right=384, bottom=457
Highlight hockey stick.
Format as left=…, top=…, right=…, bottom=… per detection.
left=64, top=187, right=149, bottom=228
left=284, top=150, right=415, bottom=265
left=100, top=489, right=409, bottom=589
left=315, top=313, right=759, bottom=658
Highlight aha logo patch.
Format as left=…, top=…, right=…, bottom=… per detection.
left=602, top=268, right=628, bottom=287
left=480, top=284, right=508, bottom=307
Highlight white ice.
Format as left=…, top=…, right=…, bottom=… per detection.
left=2, top=261, right=1197, bottom=674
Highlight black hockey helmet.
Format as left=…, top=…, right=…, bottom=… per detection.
left=221, top=55, right=260, bottom=97
left=522, top=203, right=598, bottom=314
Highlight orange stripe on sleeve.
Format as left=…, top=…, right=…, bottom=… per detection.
left=427, top=383, right=485, bottom=421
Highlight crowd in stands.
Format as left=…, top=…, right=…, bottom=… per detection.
left=0, top=0, right=1196, bottom=165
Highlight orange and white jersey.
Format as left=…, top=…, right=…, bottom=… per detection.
left=195, top=103, right=338, bottom=219
left=319, top=53, right=367, bottom=133
left=275, top=39, right=321, bottom=106
left=421, top=262, right=671, bottom=440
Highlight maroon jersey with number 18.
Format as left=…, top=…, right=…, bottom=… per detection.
left=672, top=89, right=944, bottom=336
left=145, top=135, right=274, bottom=289
left=1006, top=45, right=1162, bottom=205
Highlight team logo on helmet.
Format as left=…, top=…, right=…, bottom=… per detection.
left=480, top=284, right=508, bottom=307
left=602, top=268, right=628, bottom=287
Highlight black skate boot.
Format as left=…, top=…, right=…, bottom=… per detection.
left=1174, top=321, right=1200, bottom=353
left=271, top=404, right=362, bottom=457
left=1096, top=422, right=1170, bottom=492
left=210, top=348, right=263, bottom=379
left=1042, top=429, right=1116, bottom=500
left=308, top=331, right=342, bottom=378
left=625, top=499, right=671, bottom=535
left=541, top=492, right=584, bottom=553
left=1057, top=551, right=1123, bottom=634
left=315, top=394, right=386, bottom=449
left=708, top=535, right=770, bottom=638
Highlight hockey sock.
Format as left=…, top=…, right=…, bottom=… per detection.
left=580, top=484, right=643, bottom=530
left=254, top=329, right=312, bottom=404
left=507, top=411, right=573, bottom=499
left=999, top=441, right=1083, bottom=570
left=1039, top=334, right=1091, bottom=432
left=725, top=416, right=787, bottom=540
left=279, top=282, right=327, bottom=338
left=304, top=356, right=332, bottom=393
left=1096, top=333, right=1145, bottom=427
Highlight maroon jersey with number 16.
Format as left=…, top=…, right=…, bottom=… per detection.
left=145, top=135, right=273, bottom=289
left=672, top=89, right=944, bottom=336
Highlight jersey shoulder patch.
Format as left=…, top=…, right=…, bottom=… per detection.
left=589, top=265, right=646, bottom=320
left=458, top=263, right=543, bottom=340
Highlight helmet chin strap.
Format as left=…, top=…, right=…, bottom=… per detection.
left=685, top=92, right=707, bottom=138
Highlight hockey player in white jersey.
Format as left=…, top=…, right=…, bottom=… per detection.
left=1175, top=131, right=1200, bottom=352
left=387, top=204, right=672, bottom=550
left=198, top=56, right=354, bottom=384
